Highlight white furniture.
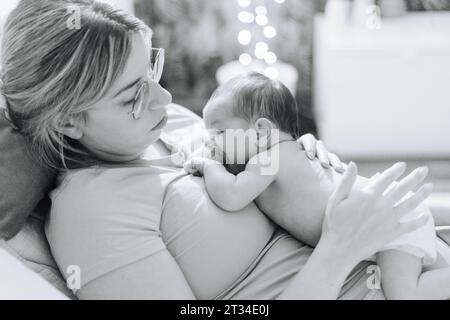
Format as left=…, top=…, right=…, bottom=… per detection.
left=314, top=12, right=450, bottom=159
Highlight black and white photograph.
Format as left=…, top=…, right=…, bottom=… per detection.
left=0, top=0, right=450, bottom=307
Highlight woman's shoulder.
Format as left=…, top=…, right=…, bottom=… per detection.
left=46, top=164, right=176, bottom=244
left=46, top=164, right=172, bottom=290
left=51, top=166, right=121, bottom=202
left=48, top=167, right=124, bottom=227
left=52, top=164, right=182, bottom=202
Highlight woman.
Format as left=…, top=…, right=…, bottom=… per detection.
left=0, top=0, right=432, bottom=299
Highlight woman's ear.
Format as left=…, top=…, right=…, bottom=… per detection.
left=52, top=115, right=84, bottom=140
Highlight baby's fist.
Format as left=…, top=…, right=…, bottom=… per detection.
left=183, top=157, right=220, bottom=176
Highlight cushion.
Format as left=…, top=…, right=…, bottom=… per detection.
left=0, top=112, right=56, bottom=239
left=0, top=213, right=76, bottom=299
left=0, top=245, right=68, bottom=300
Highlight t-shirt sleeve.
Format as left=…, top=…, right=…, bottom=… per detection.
left=45, top=169, right=167, bottom=288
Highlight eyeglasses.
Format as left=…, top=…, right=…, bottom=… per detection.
left=129, top=47, right=165, bottom=120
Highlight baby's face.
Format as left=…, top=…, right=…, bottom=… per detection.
left=203, top=96, right=259, bottom=165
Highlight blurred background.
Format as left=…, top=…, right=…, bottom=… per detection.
left=1, top=0, right=450, bottom=200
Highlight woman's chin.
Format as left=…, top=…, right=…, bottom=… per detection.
left=149, top=114, right=168, bottom=133
left=145, top=130, right=162, bottom=145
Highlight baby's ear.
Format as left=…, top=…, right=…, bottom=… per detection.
left=254, top=117, right=275, bottom=137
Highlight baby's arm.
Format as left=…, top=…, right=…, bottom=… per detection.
left=184, top=155, right=276, bottom=212
left=378, top=250, right=450, bottom=300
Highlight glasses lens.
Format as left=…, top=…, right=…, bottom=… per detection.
left=133, top=83, right=148, bottom=119
left=150, top=48, right=164, bottom=83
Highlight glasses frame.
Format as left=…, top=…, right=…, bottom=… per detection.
left=129, top=47, right=165, bottom=120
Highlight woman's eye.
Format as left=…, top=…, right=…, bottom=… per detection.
left=124, top=99, right=134, bottom=107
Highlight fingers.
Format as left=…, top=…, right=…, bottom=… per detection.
left=298, top=134, right=316, bottom=160
left=183, top=161, right=196, bottom=175
left=385, top=166, right=429, bottom=204
left=329, top=153, right=345, bottom=173
left=394, top=183, right=434, bottom=218
left=363, top=162, right=406, bottom=195
left=316, top=141, right=331, bottom=169
left=298, top=135, right=343, bottom=171
left=327, top=162, right=358, bottom=211
left=183, top=159, right=203, bottom=175
left=370, top=172, right=381, bottom=180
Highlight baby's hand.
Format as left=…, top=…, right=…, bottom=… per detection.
left=204, top=137, right=226, bottom=163
left=183, top=157, right=221, bottom=176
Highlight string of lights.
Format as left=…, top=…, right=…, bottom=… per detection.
left=236, top=0, right=286, bottom=79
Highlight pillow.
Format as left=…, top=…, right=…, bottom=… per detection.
left=0, top=245, right=69, bottom=300
left=1, top=213, right=76, bottom=299
left=0, top=112, right=56, bottom=239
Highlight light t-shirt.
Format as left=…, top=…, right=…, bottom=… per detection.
left=46, top=160, right=280, bottom=299
left=46, top=163, right=184, bottom=289
left=45, top=159, right=385, bottom=300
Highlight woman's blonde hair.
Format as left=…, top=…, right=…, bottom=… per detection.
left=0, top=0, right=152, bottom=170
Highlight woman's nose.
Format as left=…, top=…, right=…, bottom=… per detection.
left=147, top=81, right=172, bottom=111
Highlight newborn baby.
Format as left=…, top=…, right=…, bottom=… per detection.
left=184, top=72, right=450, bottom=300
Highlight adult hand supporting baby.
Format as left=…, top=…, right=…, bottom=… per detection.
left=279, top=161, right=433, bottom=300
left=298, top=134, right=344, bottom=173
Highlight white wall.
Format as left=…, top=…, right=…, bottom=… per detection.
left=314, top=13, right=450, bottom=159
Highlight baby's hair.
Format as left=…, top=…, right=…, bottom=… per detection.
left=0, top=0, right=152, bottom=170
left=210, top=72, right=301, bottom=139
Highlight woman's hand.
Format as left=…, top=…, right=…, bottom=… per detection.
left=321, top=162, right=434, bottom=265
left=298, top=134, right=344, bottom=173
left=279, top=161, right=433, bottom=300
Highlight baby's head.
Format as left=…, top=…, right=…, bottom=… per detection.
left=203, top=72, right=300, bottom=165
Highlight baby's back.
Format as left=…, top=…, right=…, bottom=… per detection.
left=255, top=142, right=344, bottom=247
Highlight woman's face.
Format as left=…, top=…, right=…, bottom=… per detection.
left=75, top=32, right=172, bottom=162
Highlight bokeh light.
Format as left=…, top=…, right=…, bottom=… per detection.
left=263, top=25, right=277, bottom=38
left=238, top=0, right=252, bottom=8
left=239, top=53, right=253, bottom=66
left=264, top=51, right=277, bottom=64
left=255, top=6, right=267, bottom=16
left=255, top=14, right=268, bottom=26
left=238, top=29, right=252, bottom=45
left=255, top=41, right=269, bottom=59
left=265, top=66, right=279, bottom=79
left=238, top=11, right=255, bottom=23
